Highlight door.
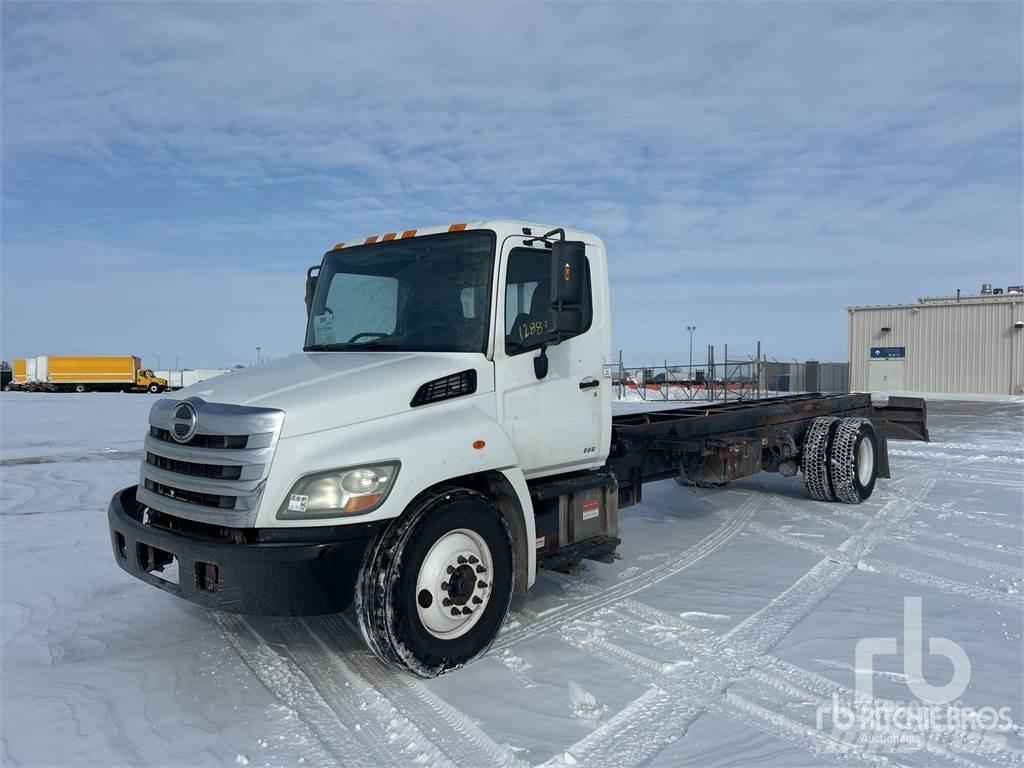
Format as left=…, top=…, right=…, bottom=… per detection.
left=868, top=358, right=906, bottom=391
left=495, top=237, right=605, bottom=477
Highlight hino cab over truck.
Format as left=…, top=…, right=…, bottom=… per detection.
left=108, top=220, right=929, bottom=676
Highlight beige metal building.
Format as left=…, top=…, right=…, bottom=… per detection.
left=848, top=287, right=1024, bottom=396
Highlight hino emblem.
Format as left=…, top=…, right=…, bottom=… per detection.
left=563, top=262, right=572, bottom=281
left=170, top=402, right=198, bottom=443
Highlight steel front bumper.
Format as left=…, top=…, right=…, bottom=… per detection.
left=108, top=485, right=380, bottom=616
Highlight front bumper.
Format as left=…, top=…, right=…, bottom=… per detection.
left=108, top=485, right=381, bottom=616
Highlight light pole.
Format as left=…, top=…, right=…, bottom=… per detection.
left=686, top=326, right=696, bottom=375
left=152, top=353, right=161, bottom=370
left=256, top=346, right=262, bottom=365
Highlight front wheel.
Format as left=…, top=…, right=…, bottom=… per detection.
left=73, top=384, right=88, bottom=393
left=148, top=383, right=161, bottom=393
left=356, top=487, right=514, bottom=677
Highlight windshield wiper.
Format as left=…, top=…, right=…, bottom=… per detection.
left=304, top=342, right=402, bottom=352
left=354, top=342, right=402, bottom=351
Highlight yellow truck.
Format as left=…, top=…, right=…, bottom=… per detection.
left=6, top=355, right=167, bottom=393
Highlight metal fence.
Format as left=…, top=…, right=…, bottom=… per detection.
left=615, top=344, right=849, bottom=402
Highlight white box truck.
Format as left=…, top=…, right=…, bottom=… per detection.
left=157, top=369, right=231, bottom=390
left=108, top=220, right=928, bottom=677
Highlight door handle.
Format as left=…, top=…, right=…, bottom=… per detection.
left=579, top=378, right=600, bottom=390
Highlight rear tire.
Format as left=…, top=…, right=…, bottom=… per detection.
left=802, top=416, right=838, bottom=501
left=828, top=418, right=878, bottom=504
left=355, top=487, right=514, bottom=677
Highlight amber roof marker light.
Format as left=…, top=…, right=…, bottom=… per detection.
left=448, top=223, right=467, bottom=232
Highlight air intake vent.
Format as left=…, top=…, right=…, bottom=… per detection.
left=411, top=369, right=477, bottom=407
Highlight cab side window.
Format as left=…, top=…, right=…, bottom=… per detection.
left=505, top=247, right=591, bottom=354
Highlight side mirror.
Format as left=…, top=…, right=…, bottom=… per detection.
left=305, top=266, right=320, bottom=317
left=549, top=240, right=587, bottom=338
left=550, top=240, right=587, bottom=305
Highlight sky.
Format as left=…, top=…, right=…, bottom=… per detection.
left=2, top=2, right=1021, bottom=369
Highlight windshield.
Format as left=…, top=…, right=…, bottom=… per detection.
left=305, top=230, right=495, bottom=353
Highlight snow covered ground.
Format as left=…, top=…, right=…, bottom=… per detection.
left=1, top=392, right=1021, bottom=767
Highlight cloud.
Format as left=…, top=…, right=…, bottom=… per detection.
left=1, top=2, right=1021, bottom=364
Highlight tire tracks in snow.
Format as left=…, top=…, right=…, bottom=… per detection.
left=546, top=475, right=939, bottom=768
left=215, top=613, right=383, bottom=767
left=221, top=610, right=524, bottom=768
left=746, top=521, right=1022, bottom=609
left=558, top=615, right=1017, bottom=768
left=491, top=494, right=764, bottom=653
left=316, top=613, right=526, bottom=768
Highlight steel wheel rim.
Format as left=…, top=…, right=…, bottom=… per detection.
left=415, top=528, right=493, bottom=640
left=857, top=436, right=875, bottom=486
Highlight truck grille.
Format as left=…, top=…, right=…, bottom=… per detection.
left=146, top=452, right=244, bottom=480
left=138, top=397, right=285, bottom=528
left=144, top=479, right=236, bottom=509
left=149, top=425, right=248, bottom=449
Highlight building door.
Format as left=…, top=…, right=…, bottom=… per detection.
left=868, top=359, right=905, bottom=391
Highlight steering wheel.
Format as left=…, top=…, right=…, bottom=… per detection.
left=347, top=332, right=390, bottom=343
left=403, top=306, right=454, bottom=337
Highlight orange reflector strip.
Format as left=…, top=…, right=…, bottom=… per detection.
left=344, top=494, right=382, bottom=513
left=381, top=232, right=397, bottom=241
left=331, top=242, right=345, bottom=250
left=473, top=440, right=486, bottom=450
left=401, top=229, right=417, bottom=239
left=364, top=235, right=378, bottom=244
left=448, top=223, right=467, bottom=232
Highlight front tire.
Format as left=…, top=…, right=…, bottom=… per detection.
left=148, top=383, right=161, bottom=393
left=356, top=487, right=514, bottom=677
left=73, top=384, right=88, bottom=393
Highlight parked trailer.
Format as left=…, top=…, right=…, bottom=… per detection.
left=107, top=219, right=928, bottom=678
left=156, top=369, right=231, bottom=391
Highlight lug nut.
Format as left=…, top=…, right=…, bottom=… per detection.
left=450, top=608, right=461, bottom=617
left=472, top=596, right=482, bottom=604
left=457, top=556, right=467, bottom=565
left=462, top=607, right=472, bottom=615
left=475, top=565, right=486, bottom=573
left=468, top=555, right=479, bottom=564
left=446, top=565, right=455, bottom=574
left=477, top=580, right=487, bottom=589
left=441, top=582, right=449, bottom=591
left=443, top=598, right=452, bottom=607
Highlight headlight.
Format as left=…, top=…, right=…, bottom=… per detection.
left=277, top=462, right=400, bottom=519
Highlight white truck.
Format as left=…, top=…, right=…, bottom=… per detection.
left=156, top=368, right=232, bottom=391
left=108, top=220, right=928, bottom=676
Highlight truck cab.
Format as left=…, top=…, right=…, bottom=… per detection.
left=136, top=369, right=168, bottom=393
left=109, top=221, right=615, bottom=675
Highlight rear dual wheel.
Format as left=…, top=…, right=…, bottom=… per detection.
left=802, top=416, right=878, bottom=504
left=356, top=487, right=514, bottom=677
